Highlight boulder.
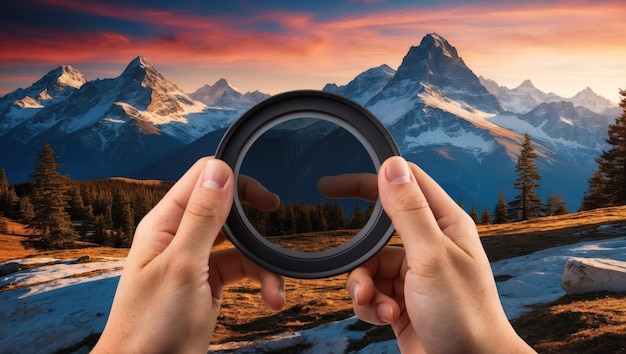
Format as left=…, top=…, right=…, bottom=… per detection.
left=0, top=262, right=20, bottom=276
left=561, top=257, right=626, bottom=295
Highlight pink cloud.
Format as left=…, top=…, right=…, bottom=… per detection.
left=1, top=0, right=624, bottom=100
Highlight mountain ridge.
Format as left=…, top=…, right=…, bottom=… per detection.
left=1, top=35, right=619, bottom=211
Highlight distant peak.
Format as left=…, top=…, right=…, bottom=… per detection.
left=212, top=78, right=238, bottom=92
left=40, top=65, right=87, bottom=89
left=374, top=64, right=396, bottom=73
left=581, top=86, right=594, bottom=93
left=518, top=79, right=535, bottom=89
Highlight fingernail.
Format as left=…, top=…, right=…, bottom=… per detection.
left=202, top=159, right=228, bottom=190
left=385, top=157, right=411, bottom=185
left=349, top=282, right=360, bottom=301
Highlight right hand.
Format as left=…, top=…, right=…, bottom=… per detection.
left=342, top=157, right=534, bottom=353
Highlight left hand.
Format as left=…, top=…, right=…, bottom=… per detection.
left=93, top=157, right=285, bottom=353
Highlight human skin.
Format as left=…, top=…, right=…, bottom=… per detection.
left=345, top=156, right=535, bottom=353
left=93, top=156, right=534, bottom=353
left=92, top=158, right=285, bottom=353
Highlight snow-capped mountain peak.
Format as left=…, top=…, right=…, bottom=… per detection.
left=55, top=65, right=88, bottom=89
left=569, top=86, right=617, bottom=114
left=423, top=32, right=459, bottom=60
left=481, top=76, right=618, bottom=115
left=0, top=65, right=88, bottom=136
left=189, top=78, right=269, bottom=109
left=322, top=64, right=396, bottom=105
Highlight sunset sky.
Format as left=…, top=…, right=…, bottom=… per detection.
left=1, top=0, right=625, bottom=102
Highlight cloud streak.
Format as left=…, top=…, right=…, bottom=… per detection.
left=0, top=0, right=624, bottom=100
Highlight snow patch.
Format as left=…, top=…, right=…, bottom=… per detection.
left=559, top=116, right=574, bottom=126
left=3, top=234, right=626, bottom=352
left=404, top=127, right=497, bottom=158
left=492, top=236, right=626, bottom=319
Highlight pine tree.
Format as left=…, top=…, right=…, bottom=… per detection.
left=0, top=218, right=8, bottom=234
left=480, top=207, right=492, bottom=225
left=29, top=144, right=79, bottom=248
left=494, top=189, right=510, bottom=224
left=267, top=203, right=286, bottom=236
left=582, top=89, right=626, bottom=209
left=294, top=202, right=312, bottom=233
left=510, top=133, right=544, bottom=220
left=111, top=189, right=134, bottom=247
left=348, top=202, right=367, bottom=229
left=283, top=202, right=296, bottom=235
left=16, top=196, right=34, bottom=223
left=0, top=168, right=9, bottom=216
left=546, top=191, right=568, bottom=216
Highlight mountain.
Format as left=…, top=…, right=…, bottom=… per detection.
left=569, top=87, right=617, bottom=115
left=480, top=76, right=618, bottom=115
left=479, top=77, right=564, bottom=114
left=336, top=33, right=610, bottom=211
left=0, top=57, right=242, bottom=182
left=0, top=65, right=87, bottom=136
left=323, top=64, right=396, bottom=106
left=189, top=78, right=270, bottom=109
left=139, top=33, right=611, bottom=211
left=1, top=34, right=614, bottom=212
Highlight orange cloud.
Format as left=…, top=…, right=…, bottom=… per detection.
left=1, top=0, right=624, bottom=100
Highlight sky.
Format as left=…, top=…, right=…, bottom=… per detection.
left=1, top=0, right=625, bottom=102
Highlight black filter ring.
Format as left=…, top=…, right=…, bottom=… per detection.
left=215, top=90, right=400, bottom=278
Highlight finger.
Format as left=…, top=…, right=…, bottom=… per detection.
left=238, top=175, right=280, bottom=211
left=317, top=173, right=378, bottom=202
left=167, top=158, right=234, bottom=262
left=378, top=157, right=478, bottom=262
left=347, top=247, right=404, bottom=325
left=209, top=248, right=285, bottom=311
left=406, top=162, right=481, bottom=251
left=130, top=157, right=213, bottom=264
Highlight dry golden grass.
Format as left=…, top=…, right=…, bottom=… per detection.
left=108, top=177, right=163, bottom=185
left=513, top=292, right=626, bottom=353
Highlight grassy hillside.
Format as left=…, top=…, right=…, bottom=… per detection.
left=2, top=205, right=626, bottom=352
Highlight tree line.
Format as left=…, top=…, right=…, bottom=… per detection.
left=0, top=144, right=173, bottom=248
left=243, top=200, right=374, bottom=237
left=1, top=89, right=625, bottom=248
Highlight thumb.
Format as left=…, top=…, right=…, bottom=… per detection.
left=168, top=158, right=234, bottom=261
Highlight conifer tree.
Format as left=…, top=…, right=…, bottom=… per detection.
left=295, top=202, right=312, bottom=233
left=17, top=196, right=34, bottom=223
left=494, top=189, right=510, bottom=224
left=510, top=133, right=544, bottom=220
left=111, top=190, right=134, bottom=247
left=480, top=207, right=492, bottom=225
left=283, top=202, right=296, bottom=235
left=546, top=191, right=568, bottom=216
left=348, top=202, right=367, bottom=229
left=29, top=144, right=79, bottom=248
left=582, top=89, right=626, bottom=209
left=0, top=168, right=9, bottom=215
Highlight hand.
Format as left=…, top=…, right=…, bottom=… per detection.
left=93, top=157, right=285, bottom=353
left=343, top=157, right=533, bottom=353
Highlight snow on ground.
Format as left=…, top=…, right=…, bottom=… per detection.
left=1, top=226, right=625, bottom=353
